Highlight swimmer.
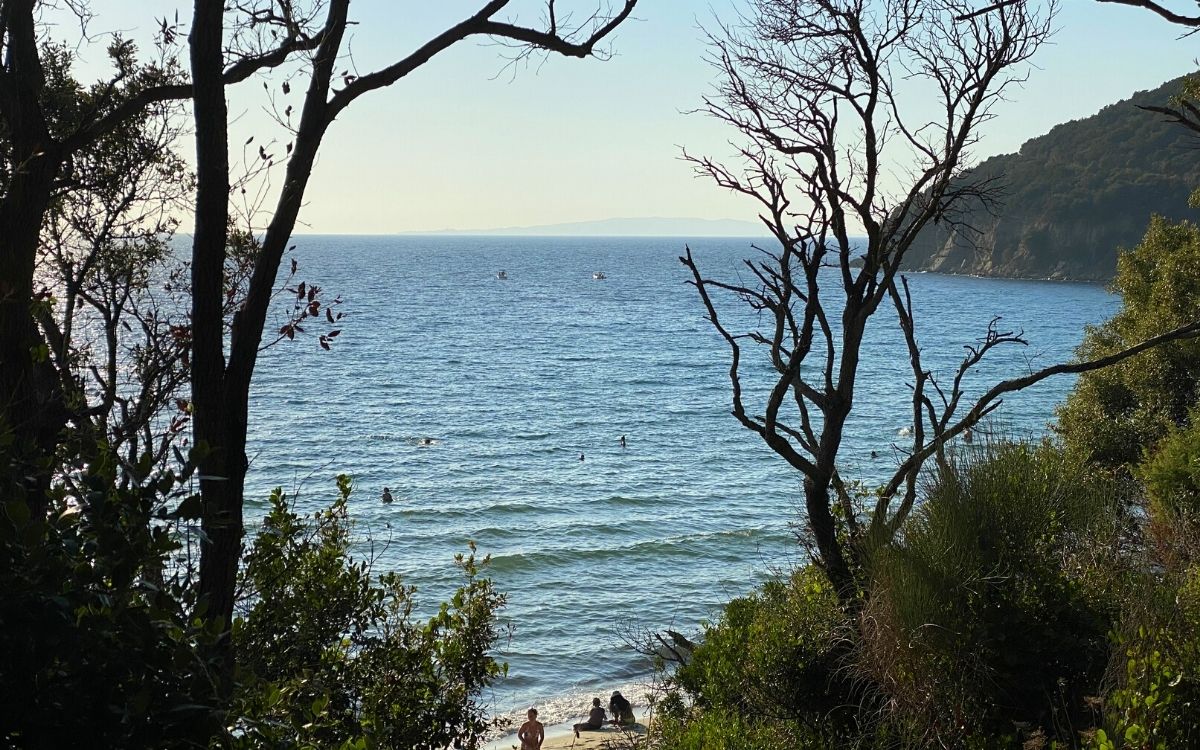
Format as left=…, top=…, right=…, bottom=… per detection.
left=619, top=435, right=627, bottom=448
left=579, top=453, right=585, bottom=462
left=870, top=450, right=878, bottom=459
left=381, top=487, right=394, bottom=504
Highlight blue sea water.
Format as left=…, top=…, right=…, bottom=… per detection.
left=244, top=235, right=1118, bottom=727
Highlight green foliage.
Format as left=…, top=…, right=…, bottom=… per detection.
left=1092, top=569, right=1200, bottom=749
left=1136, top=406, right=1200, bottom=523
left=1057, top=216, right=1200, bottom=468
left=861, top=442, right=1119, bottom=744
left=229, top=475, right=508, bottom=750
left=0, top=434, right=222, bottom=749
left=656, top=565, right=862, bottom=746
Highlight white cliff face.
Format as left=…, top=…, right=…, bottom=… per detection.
left=907, top=210, right=1167, bottom=282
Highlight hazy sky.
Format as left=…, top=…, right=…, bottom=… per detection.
left=69, top=2, right=1199, bottom=233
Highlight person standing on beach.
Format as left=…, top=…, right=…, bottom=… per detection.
left=519, top=707, right=544, bottom=750
left=573, top=698, right=607, bottom=739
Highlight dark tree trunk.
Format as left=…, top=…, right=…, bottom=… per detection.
left=0, top=1, right=70, bottom=511
left=189, top=0, right=239, bottom=666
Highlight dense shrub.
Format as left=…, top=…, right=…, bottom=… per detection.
left=1094, top=567, right=1200, bottom=750
left=859, top=442, right=1121, bottom=745
left=229, top=475, right=508, bottom=749
left=0, top=436, right=222, bottom=748
left=655, top=565, right=865, bottom=747
left=1057, top=217, right=1200, bottom=469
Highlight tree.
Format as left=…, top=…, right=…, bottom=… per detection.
left=0, top=0, right=322, bottom=513
left=1058, top=217, right=1200, bottom=468
left=683, top=0, right=1200, bottom=601
left=30, top=44, right=194, bottom=484
left=184, top=0, right=640, bottom=681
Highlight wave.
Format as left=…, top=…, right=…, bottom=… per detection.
left=484, top=528, right=784, bottom=574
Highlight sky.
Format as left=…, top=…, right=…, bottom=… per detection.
left=62, top=1, right=1200, bottom=233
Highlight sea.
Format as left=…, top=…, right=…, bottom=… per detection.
left=243, top=235, right=1118, bottom=733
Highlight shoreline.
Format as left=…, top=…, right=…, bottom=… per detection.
left=486, top=706, right=653, bottom=750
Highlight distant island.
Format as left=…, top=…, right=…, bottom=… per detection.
left=903, top=75, right=1200, bottom=281
left=403, top=216, right=766, bottom=237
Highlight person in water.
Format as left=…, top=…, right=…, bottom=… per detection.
left=609, top=691, right=635, bottom=726
left=518, top=707, right=544, bottom=750
left=619, top=435, right=627, bottom=448
left=381, top=487, right=394, bottom=504
left=579, top=453, right=585, bottom=462
left=573, top=697, right=607, bottom=738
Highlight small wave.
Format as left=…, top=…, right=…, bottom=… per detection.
left=513, top=431, right=551, bottom=440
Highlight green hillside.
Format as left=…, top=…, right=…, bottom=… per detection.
left=903, top=76, right=1200, bottom=281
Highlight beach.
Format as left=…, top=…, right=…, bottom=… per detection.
left=487, top=721, right=648, bottom=750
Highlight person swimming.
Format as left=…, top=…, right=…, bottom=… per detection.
left=619, top=435, right=626, bottom=448
left=381, top=487, right=394, bottom=504
left=579, top=452, right=585, bottom=462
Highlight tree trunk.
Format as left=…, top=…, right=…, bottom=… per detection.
left=189, top=0, right=238, bottom=678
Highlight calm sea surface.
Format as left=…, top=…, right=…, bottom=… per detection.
left=244, top=235, right=1118, bottom=727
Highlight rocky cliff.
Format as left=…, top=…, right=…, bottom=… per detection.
left=902, top=76, right=1200, bottom=281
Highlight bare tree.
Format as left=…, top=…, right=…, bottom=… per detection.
left=683, top=0, right=1200, bottom=602
left=186, top=0, right=639, bottom=681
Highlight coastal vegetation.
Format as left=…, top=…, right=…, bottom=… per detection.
left=4, top=1, right=1200, bottom=749
left=651, top=0, right=1200, bottom=747
left=0, top=1, right=638, bottom=747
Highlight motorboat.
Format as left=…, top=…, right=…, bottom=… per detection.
left=496, top=270, right=508, bottom=280
left=592, top=271, right=607, bottom=280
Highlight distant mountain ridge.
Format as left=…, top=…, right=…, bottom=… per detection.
left=404, top=216, right=765, bottom=237
left=902, top=76, right=1200, bottom=281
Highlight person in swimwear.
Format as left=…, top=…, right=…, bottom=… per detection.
left=518, top=707, right=544, bottom=749
left=381, top=487, right=394, bottom=504
left=573, top=697, right=607, bottom=738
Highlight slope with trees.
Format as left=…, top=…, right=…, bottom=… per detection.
left=902, top=76, right=1200, bottom=280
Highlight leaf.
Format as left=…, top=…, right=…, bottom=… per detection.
left=170, top=495, right=203, bottom=520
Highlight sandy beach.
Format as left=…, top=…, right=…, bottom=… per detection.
left=487, top=719, right=649, bottom=750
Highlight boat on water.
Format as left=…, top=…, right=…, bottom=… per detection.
left=497, top=270, right=508, bottom=280
left=592, top=271, right=607, bottom=280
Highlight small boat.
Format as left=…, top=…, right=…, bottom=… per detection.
left=592, top=271, right=607, bottom=280
left=496, top=270, right=508, bottom=280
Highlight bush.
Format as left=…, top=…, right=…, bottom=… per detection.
left=656, top=565, right=864, bottom=747
left=229, top=475, right=508, bottom=750
left=860, top=442, right=1121, bottom=745
left=1094, top=567, right=1200, bottom=749
left=1057, top=217, right=1200, bottom=469
left=0, top=435, right=222, bottom=749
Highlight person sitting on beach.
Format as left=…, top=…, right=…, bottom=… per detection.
left=518, top=707, right=544, bottom=750
left=608, top=691, right=636, bottom=726
left=573, top=697, right=607, bottom=739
